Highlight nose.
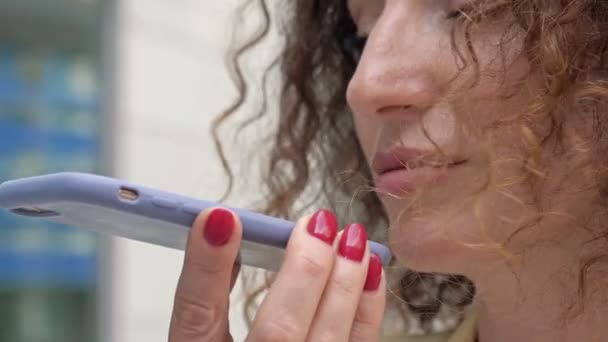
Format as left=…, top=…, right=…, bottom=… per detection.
left=346, top=6, right=444, bottom=119
left=347, top=68, right=440, bottom=117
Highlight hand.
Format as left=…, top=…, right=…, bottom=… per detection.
left=168, top=208, right=386, bottom=342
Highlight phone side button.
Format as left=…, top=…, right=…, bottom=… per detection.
left=151, top=197, right=179, bottom=210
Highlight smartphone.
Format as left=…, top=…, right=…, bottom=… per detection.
left=0, top=172, right=392, bottom=271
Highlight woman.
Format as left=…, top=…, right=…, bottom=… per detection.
left=168, top=0, right=608, bottom=341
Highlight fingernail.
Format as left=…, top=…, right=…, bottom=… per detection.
left=307, top=209, right=338, bottom=245
left=338, top=223, right=367, bottom=262
left=364, top=254, right=383, bottom=292
left=203, top=208, right=234, bottom=246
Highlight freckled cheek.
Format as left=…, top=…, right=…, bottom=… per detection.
left=471, top=46, right=531, bottom=98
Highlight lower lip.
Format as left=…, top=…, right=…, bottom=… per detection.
left=374, top=166, right=449, bottom=195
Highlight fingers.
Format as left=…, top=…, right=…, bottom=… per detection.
left=169, top=208, right=242, bottom=342
left=349, top=255, right=386, bottom=342
left=305, top=224, right=375, bottom=341
left=230, top=262, right=241, bottom=290
left=247, top=210, right=386, bottom=342
left=247, top=210, right=339, bottom=342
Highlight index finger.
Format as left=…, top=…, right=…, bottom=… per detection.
left=169, top=208, right=242, bottom=341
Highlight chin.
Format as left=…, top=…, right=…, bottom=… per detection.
left=378, top=163, right=538, bottom=276
left=384, top=200, right=500, bottom=276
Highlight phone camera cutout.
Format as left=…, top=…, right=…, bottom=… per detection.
left=11, top=207, right=60, bottom=218
left=119, top=187, right=139, bottom=202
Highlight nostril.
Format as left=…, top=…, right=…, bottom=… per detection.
left=378, top=105, right=413, bottom=114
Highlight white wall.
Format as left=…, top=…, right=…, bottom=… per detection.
left=110, top=1, right=275, bottom=340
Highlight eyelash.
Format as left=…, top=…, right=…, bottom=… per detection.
left=342, top=35, right=368, bottom=64
left=446, top=9, right=464, bottom=19
left=343, top=8, right=464, bottom=64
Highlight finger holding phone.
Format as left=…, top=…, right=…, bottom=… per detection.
left=169, top=208, right=386, bottom=342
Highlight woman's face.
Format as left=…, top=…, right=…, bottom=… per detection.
left=345, top=0, right=596, bottom=274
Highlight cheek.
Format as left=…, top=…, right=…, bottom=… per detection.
left=450, top=53, right=532, bottom=147
left=450, top=19, right=528, bottom=104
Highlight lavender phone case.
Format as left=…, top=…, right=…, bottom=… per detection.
left=0, top=172, right=392, bottom=271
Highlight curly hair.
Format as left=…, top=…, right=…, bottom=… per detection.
left=212, top=0, right=608, bottom=335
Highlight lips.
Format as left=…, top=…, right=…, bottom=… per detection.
left=373, top=148, right=463, bottom=175
left=371, top=147, right=466, bottom=193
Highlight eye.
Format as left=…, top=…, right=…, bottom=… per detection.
left=446, top=0, right=471, bottom=20
left=342, top=34, right=368, bottom=64
left=446, top=8, right=464, bottom=19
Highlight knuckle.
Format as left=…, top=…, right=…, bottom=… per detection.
left=330, top=275, right=358, bottom=297
left=354, top=311, right=378, bottom=328
left=172, top=295, right=224, bottom=337
left=294, top=253, right=328, bottom=278
left=353, top=303, right=380, bottom=328
left=349, top=319, right=377, bottom=342
left=255, top=317, right=300, bottom=342
left=315, top=331, right=340, bottom=342
left=184, top=255, right=224, bottom=276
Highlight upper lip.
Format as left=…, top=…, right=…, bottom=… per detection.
left=372, top=147, right=466, bottom=175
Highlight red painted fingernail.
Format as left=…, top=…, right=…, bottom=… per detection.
left=364, top=254, right=383, bottom=292
left=338, top=223, right=367, bottom=262
left=307, top=209, right=338, bottom=245
left=203, top=208, right=234, bottom=246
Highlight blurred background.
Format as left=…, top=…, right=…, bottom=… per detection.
left=0, top=0, right=274, bottom=341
